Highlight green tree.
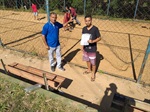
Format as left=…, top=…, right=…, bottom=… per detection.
left=71, top=0, right=84, bottom=14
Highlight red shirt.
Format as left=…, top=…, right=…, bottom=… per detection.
left=70, top=7, right=77, bottom=17
left=31, top=4, right=37, bottom=12
left=63, top=12, right=70, bottom=23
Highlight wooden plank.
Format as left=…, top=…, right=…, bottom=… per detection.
left=6, top=65, right=63, bottom=89
left=8, top=63, right=66, bottom=84
left=6, top=65, right=54, bottom=86
left=128, top=99, right=150, bottom=112
left=8, top=63, right=56, bottom=80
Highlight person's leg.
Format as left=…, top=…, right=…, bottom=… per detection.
left=64, top=23, right=69, bottom=31
left=33, top=12, right=36, bottom=20
left=48, top=47, right=56, bottom=71
left=89, top=52, right=96, bottom=81
left=74, top=16, right=81, bottom=25
left=86, top=61, right=92, bottom=72
left=35, top=12, right=38, bottom=20
left=36, top=12, right=38, bottom=20
left=91, top=65, right=96, bottom=81
left=83, top=51, right=91, bottom=74
left=70, top=22, right=74, bottom=30
left=56, top=45, right=65, bottom=71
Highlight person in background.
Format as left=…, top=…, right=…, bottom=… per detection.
left=42, top=12, right=72, bottom=72
left=31, top=3, right=38, bottom=20
left=63, top=9, right=72, bottom=32
left=23, top=2, right=27, bottom=10
left=81, top=15, right=101, bottom=81
left=66, top=5, right=81, bottom=26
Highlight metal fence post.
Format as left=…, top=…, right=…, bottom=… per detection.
left=128, top=34, right=137, bottom=80
left=107, top=0, right=111, bottom=16
left=16, top=0, right=18, bottom=9
left=29, top=0, right=31, bottom=7
left=2, top=0, right=5, bottom=9
left=64, top=0, right=65, bottom=9
left=137, top=39, right=150, bottom=83
left=45, top=0, right=50, bottom=22
left=134, top=0, right=140, bottom=19
left=84, top=0, right=86, bottom=16
left=43, top=73, right=49, bottom=90
left=21, top=0, right=23, bottom=7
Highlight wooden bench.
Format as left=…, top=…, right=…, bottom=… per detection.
left=5, top=62, right=66, bottom=90
left=110, top=93, right=150, bottom=112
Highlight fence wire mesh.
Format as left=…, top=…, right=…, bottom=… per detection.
left=0, top=0, right=150, bottom=84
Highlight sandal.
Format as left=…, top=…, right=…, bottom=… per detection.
left=91, top=77, right=95, bottom=82
left=83, top=70, right=91, bottom=74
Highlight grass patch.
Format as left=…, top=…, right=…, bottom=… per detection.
left=0, top=76, right=83, bottom=112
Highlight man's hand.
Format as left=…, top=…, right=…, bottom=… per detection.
left=80, top=47, right=83, bottom=51
left=88, top=39, right=93, bottom=43
left=46, top=46, right=50, bottom=50
left=69, top=19, right=73, bottom=23
left=80, top=46, right=84, bottom=52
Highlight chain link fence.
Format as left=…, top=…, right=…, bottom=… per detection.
left=0, top=0, right=150, bottom=85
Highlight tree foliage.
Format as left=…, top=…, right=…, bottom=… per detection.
left=0, top=0, right=149, bottom=20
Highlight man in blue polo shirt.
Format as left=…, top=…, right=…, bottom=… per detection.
left=42, top=12, right=71, bottom=72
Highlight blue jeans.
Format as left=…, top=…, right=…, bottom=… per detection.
left=48, top=45, right=62, bottom=68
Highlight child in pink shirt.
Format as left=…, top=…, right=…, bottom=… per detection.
left=31, top=3, right=38, bottom=20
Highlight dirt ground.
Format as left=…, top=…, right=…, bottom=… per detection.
left=0, top=10, right=150, bottom=83
left=0, top=47, right=150, bottom=112
left=0, top=10, right=150, bottom=111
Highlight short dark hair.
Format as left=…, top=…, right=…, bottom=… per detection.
left=65, top=5, right=69, bottom=9
left=50, top=12, right=57, bottom=16
left=85, top=15, right=92, bottom=19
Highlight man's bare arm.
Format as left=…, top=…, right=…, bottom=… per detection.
left=63, top=19, right=73, bottom=27
left=42, top=35, right=49, bottom=50
left=88, top=37, right=101, bottom=43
